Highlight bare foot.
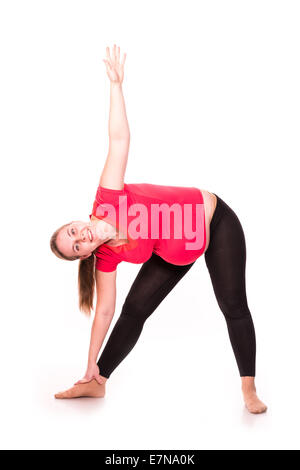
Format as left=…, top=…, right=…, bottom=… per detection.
left=241, top=377, right=267, bottom=414
left=55, top=379, right=105, bottom=399
left=243, top=390, right=267, bottom=414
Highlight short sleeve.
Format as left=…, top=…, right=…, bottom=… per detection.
left=94, top=245, right=121, bottom=273
left=91, top=184, right=129, bottom=272
left=92, top=184, right=130, bottom=227
left=95, top=185, right=127, bottom=206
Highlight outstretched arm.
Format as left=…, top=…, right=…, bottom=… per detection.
left=100, top=44, right=130, bottom=190
left=75, top=270, right=117, bottom=385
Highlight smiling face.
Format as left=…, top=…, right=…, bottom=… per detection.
left=55, top=220, right=113, bottom=259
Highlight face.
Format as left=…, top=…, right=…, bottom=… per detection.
left=56, top=220, right=113, bottom=259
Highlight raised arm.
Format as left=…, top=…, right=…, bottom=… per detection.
left=100, top=44, right=130, bottom=190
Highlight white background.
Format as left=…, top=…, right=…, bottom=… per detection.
left=0, top=0, right=299, bottom=450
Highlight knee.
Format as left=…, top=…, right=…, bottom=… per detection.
left=217, top=297, right=250, bottom=320
left=120, top=298, right=146, bottom=320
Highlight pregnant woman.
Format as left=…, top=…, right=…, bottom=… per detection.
left=50, top=45, right=267, bottom=414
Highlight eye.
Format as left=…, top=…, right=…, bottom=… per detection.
left=75, top=244, right=80, bottom=252
left=71, top=228, right=76, bottom=235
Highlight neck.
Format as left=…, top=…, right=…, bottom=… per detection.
left=92, top=217, right=116, bottom=238
left=90, top=215, right=128, bottom=247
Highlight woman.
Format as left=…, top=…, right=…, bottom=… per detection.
left=51, top=45, right=267, bottom=414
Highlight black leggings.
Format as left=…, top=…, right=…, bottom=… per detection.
left=97, top=194, right=256, bottom=378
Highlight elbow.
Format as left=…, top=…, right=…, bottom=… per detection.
left=109, top=133, right=130, bottom=142
left=95, top=308, right=115, bottom=318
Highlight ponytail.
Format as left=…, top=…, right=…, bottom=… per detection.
left=50, top=223, right=96, bottom=316
left=78, top=254, right=96, bottom=316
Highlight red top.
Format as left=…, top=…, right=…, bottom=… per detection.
left=90, top=183, right=206, bottom=272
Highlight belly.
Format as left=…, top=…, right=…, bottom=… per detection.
left=201, top=189, right=217, bottom=253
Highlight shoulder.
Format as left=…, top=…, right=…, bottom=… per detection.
left=94, top=184, right=129, bottom=205
left=94, top=243, right=122, bottom=273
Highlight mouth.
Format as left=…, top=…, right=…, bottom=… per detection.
left=87, top=228, right=93, bottom=242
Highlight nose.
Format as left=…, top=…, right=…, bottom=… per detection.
left=79, top=229, right=87, bottom=242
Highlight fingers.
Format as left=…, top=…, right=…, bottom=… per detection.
left=106, top=45, right=116, bottom=66
left=95, top=375, right=105, bottom=385
left=104, top=44, right=126, bottom=67
left=106, top=46, right=112, bottom=63
left=74, top=378, right=90, bottom=385
left=113, top=44, right=117, bottom=63
left=103, top=59, right=112, bottom=70
left=74, top=376, right=104, bottom=386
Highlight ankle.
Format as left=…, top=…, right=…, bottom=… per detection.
left=99, top=375, right=108, bottom=384
left=241, top=376, right=256, bottom=394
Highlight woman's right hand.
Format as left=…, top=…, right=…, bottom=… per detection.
left=103, top=44, right=126, bottom=84
left=74, top=363, right=105, bottom=385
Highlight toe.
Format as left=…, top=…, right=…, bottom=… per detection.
left=260, top=405, right=267, bottom=414
left=55, top=389, right=72, bottom=399
left=246, top=402, right=267, bottom=414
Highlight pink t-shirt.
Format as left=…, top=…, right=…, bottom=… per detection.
left=90, top=183, right=206, bottom=272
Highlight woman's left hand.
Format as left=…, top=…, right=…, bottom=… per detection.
left=74, top=363, right=104, bottom=385
left=103, top=44, right=126, bottom=84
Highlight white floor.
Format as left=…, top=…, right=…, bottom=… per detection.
left=2, top=261, right=299, bottom=450
left=3, top=353, right=299, bottom=450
